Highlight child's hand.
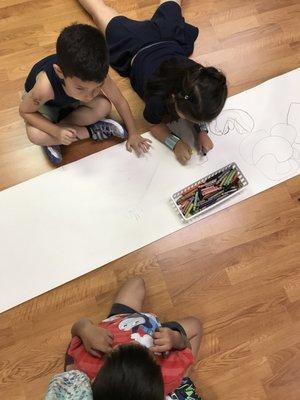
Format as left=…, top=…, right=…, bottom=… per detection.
left=59, top=127, right=78, bottom=145
left=150, top=327, right=187, bottom=353
left=174, top=140, right=192, bottom=164
left=80, top=322, right=114, bottom=357
left=126, top=133, right=152, bottom=155
left=197, top=133, right=214, bottom=155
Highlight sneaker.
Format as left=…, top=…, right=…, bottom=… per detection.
left=87, top=119, right=128, bottom=141
left=43, top=145, right=62, bottom=165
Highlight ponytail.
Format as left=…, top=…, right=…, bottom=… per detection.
left=145, top=58, right=227, bottom=122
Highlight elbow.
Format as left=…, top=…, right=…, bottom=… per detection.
left=19, top=106, right=27, bottom=121
left=19, top=106, right=25, bottom=118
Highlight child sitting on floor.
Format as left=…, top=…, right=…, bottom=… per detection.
left=20, top=23, right=150, bottom=165
left=45, top=277, right=203, bottom=399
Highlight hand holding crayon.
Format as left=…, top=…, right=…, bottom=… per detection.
left=197, top=133, right=214, bottom=156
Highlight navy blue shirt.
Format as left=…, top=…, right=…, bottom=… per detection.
left=130, top=42, right=196, bottom=125
left=24, top=54, right=79, bottom=108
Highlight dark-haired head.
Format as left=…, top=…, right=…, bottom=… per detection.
left=53, top=24, right=109, bottom=102
left=146, top=58, right=227, bottom=123
left=92, top=343, right=164, bottom=400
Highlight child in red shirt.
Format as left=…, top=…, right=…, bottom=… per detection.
left=65, top=277, right=203, bottom=400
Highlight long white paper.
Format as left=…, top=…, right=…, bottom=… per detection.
left=0, top=69, right=299, bottom=312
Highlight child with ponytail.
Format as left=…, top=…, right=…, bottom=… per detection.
left=79, top=0, right=227, bottom=164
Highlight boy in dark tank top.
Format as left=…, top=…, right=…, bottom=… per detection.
left=20, top=23, right=151, bottom=165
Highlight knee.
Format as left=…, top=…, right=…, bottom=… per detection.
left=93, top=96, right=112, bottom=118
left=129, top=277, right=146, bottom=296
left=187, top=316, right=203, bottom=336
left=26, top=127, right=43, bottom=145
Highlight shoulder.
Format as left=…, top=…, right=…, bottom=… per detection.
left=29, top=71, right=54, bottom=103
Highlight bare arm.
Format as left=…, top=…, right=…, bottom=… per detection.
left=150, top=122, right=172, bottom=142
left=71, top=318, right=113, bottom=357
left=19, top=72, right=60, bottom=138
left=101, top=76, right=151, bottom=154
left=151, top=123, right=193, bottom=164
left=101, top=75, right=137, bottom=136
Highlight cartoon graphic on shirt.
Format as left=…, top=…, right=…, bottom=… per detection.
left=118, top=313, right=160, bottom=334
left=117, top=313, right=161, bottom=349
left=131, top=332, right=154, bottom=348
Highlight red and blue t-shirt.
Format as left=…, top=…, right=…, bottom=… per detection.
left=67, top=312, right=194, bottom=395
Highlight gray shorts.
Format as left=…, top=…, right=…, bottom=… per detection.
left=22, top=89, right=80, bottom=123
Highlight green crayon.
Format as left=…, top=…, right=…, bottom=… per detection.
left=185, top=201, right=194, bottom=217
left=193, top=191, right=199, bottom=211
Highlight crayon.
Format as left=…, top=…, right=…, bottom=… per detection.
left=184, top=201, right=194, bottom=217
left=198, top=190, right=230, bottom=210
left=183, top=197, right=193, bottom=214
left=179, top=200, right=189, bottom=209
left=207, top=170, right=226, bottom=183
left=176, top=164, right=243, bottom=218
left=216, top=170, right=230, bottom=185
left=223, top=169, right=236, bottom=186
left=176, top=182, right=206, bottom=202
left=202, top=186, right=219, bottom=194
left=220, top=170, right=233, bottom=186
left=203, top=188, right=222, bottom=199
left=196, top=186, right=238, bottom=212
left=193, top=191, right=199, bottom=211
left=177, top=188, right=198, bottom=204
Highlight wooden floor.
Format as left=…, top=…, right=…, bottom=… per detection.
left=0, top=0, right=300, bottom=399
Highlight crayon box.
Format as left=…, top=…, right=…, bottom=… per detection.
left=171, top=162, right=248, bottom=222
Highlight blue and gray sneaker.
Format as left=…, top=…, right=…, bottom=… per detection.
left=87, top=118, right=128, bottom=141
left=43, top=145, right=62, bottom=165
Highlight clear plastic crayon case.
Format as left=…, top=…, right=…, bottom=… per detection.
left=171, top=162, right=248, bottom=222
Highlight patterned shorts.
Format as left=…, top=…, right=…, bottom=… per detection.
left=167, top=377, right=202, bottom=400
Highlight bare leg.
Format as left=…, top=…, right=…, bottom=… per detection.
left=176, top=317, right=203, bottom=361
left=26, top=124, right=61, bottom=146
left=60, top=95, right=112, bottom=139
left=62, top=95, right=111, bottom=126
left=113, top=277, right=146, bottom=312
left=26, top=96, right=113, bottom=147
left=78, top=0, right=120, bottom=32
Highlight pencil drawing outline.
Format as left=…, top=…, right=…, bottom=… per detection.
left=209, top=109, right=255, bottom=136
left=239, top=102, right=300, bottom=181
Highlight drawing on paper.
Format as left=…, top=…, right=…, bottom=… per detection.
left=239, top=103, right=300, bottom=181
left=127, top=207, right=144, bottom=222
left=209, top=109, right=255, bottom=136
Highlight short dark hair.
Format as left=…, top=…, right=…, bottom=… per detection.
left=92, top=344, right=164, bottom=400
left=146, top=58, right=227, bottom=122
left=56, top=23, right=109, bottom=82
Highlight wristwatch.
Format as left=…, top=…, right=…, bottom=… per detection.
left=164, top=133, right=181, bottom=150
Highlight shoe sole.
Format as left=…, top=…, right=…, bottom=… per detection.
left=43, top=146, right=62, bottom=166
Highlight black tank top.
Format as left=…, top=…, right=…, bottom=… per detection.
left=24, top=54, right=79, bottom=108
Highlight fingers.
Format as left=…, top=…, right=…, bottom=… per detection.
left=149, top=346, right=170, bottom=353
left=132, top=143, right=142, bottom=156
left=139, top=142, right=150, bottom=153
left=126, top=141, right=133, bottom=153
left=126, top=137, right=152, bottom=155
left=89, top=348, right=103, bottom=358
left=150, top=343, right=171, bottom=353
left=179, top=153, right=191, bottom=164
